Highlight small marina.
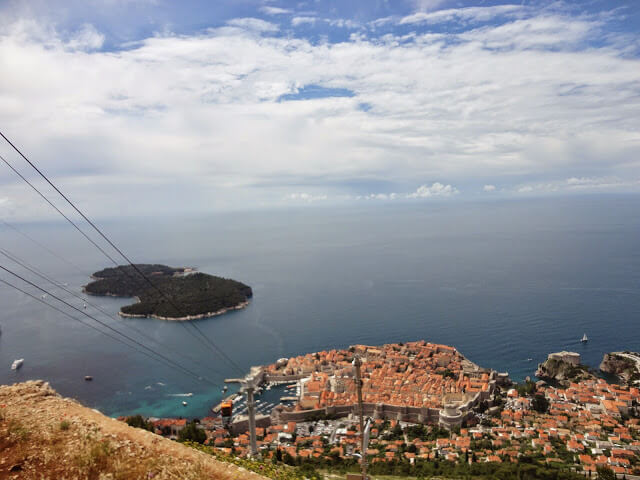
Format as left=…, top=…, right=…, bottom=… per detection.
left=211, top=380, right=298, bottom=422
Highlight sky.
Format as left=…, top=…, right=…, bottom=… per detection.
left=0, top=0, right=639, bottom=219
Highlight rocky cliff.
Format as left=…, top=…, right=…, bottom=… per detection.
left=535, top=356, right=596, bottom=385
left=0, top=381, right=266, bottom=480
left=600, top=352, right=640, bottom=385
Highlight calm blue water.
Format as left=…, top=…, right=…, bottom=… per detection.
left=1, top=196, right=639, bottom=418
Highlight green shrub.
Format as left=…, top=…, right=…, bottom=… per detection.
left=8, top=419, right=30, bottom=442
left=125, top=414, right=153, bottom=431
left=532, top=394, right=550, bottom=413
left=178, top=420, right=206, bottom=444
left=185, top=442, right=311, bottom=480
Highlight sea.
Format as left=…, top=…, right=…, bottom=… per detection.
left=1, top=195, right=639, bottom=419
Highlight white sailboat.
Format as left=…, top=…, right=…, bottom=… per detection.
left=580, top=333, right=588, bottom=343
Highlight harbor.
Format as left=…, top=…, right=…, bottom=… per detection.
left=213, top=380, right=299, bottom=421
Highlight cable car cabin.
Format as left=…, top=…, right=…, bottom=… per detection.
left=220, top=401, right=233, bottom=417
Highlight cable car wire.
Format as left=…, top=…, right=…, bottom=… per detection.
left=0, top=134, right=245, bottom=376
left=0, top=263, right=219, bottom=386
left=0, top=219, right=85, bottom=274
left=0, top=246, right=224, bottom=377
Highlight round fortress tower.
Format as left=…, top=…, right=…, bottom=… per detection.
left=439, top=393, right=466, bottom=430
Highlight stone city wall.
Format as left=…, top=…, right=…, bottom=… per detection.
left=230, top=415, right=271, bottom=435
left=264, top=374, right=307, bottom=383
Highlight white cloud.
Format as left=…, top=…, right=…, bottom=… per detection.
left=226, top=17, right=279, bottom=33
left=328, top=19, right=360, bottom=29
left=355, top=184, right=459, bottom=201
left=0, top=7, right=639, bottom=218
left=515, top=177, right=640, bottom=194
left=483, top=184, right=496, bottom=192
left=565, top=177, right=640, bottom=190
left=412, top=0, right=448, bottom=12
left=291, top=16, right=316, bottom=26
left=65, top=23, right=104, bottom=51
left=407, top=183, right=459, bottom=198
left=260, top=6, right=291, bottom=16
left=284, top=192, right=327, bottom=202
left=400, top=5, right=523, bottom=25
left=459, top=16, right=594, bottom=50
left=365, top=193, right=391, bottom=200
left=566, top=177, right=594, bottom=186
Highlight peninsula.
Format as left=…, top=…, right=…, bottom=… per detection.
left=206, top=342, right=640, bottom=477
left=257, top=341, right=509, bottom=430
left=84, top=264, right=252, bottom=320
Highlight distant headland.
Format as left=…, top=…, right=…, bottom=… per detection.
left=84, top=264, right=252, bottom=321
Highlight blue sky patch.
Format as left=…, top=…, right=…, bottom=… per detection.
left=278, top=85, right=356, bottom=102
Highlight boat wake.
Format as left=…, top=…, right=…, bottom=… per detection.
left=167, top=393, right=193, bottom=397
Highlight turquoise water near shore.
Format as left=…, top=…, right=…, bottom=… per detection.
left=1, top=196, right=639, bottom=418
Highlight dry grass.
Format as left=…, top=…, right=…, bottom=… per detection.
left=0, top=380, right=267, bottom=480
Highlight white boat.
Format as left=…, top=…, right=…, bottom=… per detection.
left=182, top=401, right=188, bottom=406
left=581, top=333, right=588, bottom=343
left=11, top=359, right=24, bottom=370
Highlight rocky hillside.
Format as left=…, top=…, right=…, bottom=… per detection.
left=0, top=381, right=267, bottom=480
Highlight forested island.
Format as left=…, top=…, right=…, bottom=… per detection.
left=84, top=264, right=252, bottom=320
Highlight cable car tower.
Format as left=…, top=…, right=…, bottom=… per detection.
left=224, top=366, right=262, bottom=458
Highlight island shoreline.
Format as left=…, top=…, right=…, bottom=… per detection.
left=117, top=300, right=250, bottom=321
